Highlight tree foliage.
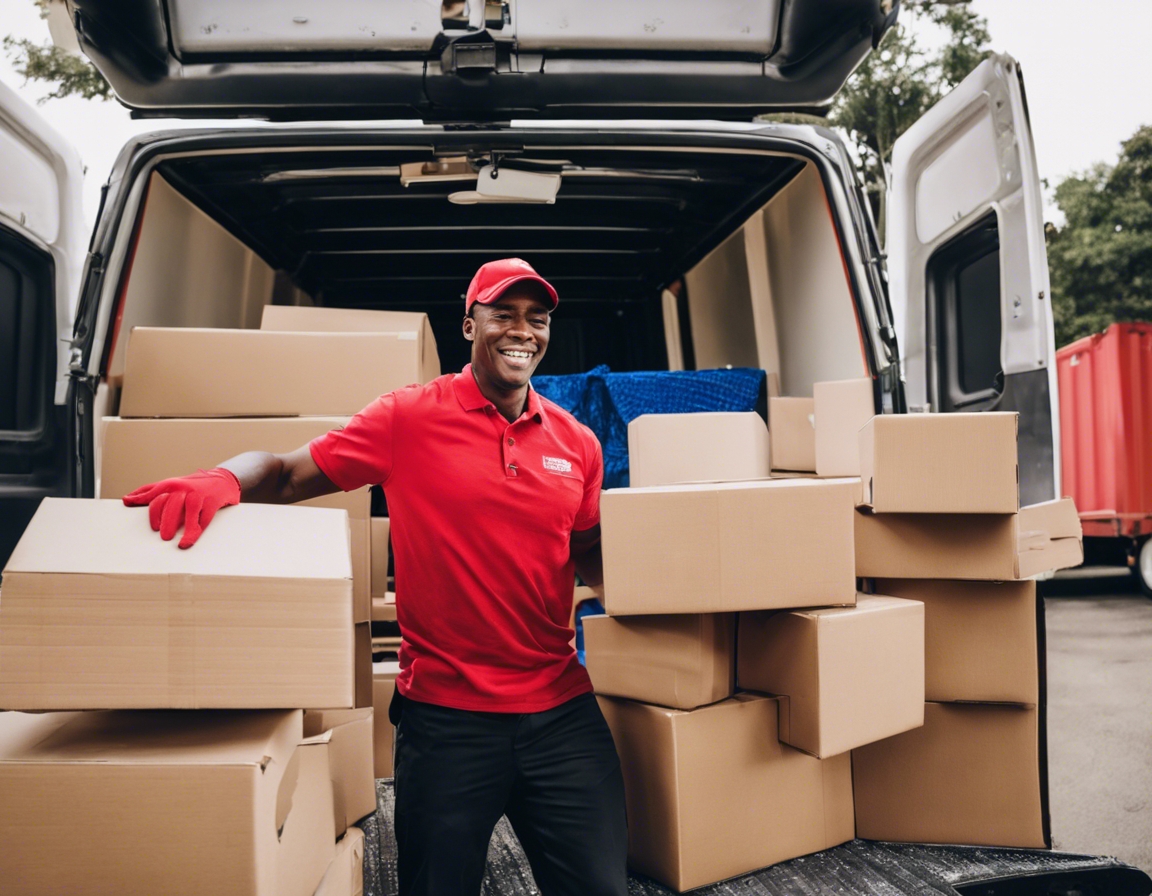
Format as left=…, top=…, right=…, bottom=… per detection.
left=829, top=1, right=992, bottom=232
left=3, top=0, right=112, bottom=104
left=1047, top=126, right=1152, bottom=345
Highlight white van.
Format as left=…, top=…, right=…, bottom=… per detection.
left=0, top=3, right=1142, bottom=892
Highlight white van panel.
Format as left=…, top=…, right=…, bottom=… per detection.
left=517, top=1, right=778, bottom=53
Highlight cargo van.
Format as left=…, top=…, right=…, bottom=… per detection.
left=0, top=2, right=1145, bottom=893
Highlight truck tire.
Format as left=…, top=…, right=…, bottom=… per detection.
left=1135, top=537, right=1152, bottom=599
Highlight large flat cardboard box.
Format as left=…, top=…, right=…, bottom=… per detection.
left=627, top=412, right=770, bottom=488
left=737, top=595, right=924, bottom=757
left=855, top=497, right=1083, bottom=579
left=304, top=708, right=376, bottom=837
left=601, top=478, right=857, bottom=614
left=859, top=412, right=1019, bottom=512
left=314, top=827, right=365, bottom=896
left=372, top=661, right=400, bottom=778
left=876, top=579, right=1040, bottom=704
left=600, top=693, right=854, bottom=892
left=0, top=709, right=334, bottom=896
left=0, top=499, right=356, bottom=710
left=853, top=702, right=1047, bottom=848
left=119, top=327, right=437, bottom=418
left=814, top=378, right=874, bottom=477
left=583, top=613, right=734, bottom=709
left=768, top=397, right=816, bottom=472
left=370, top=517, right=391, bottom=598
left=100, top=416, right=372, bottom=622
left=261, top=304, right=440, bottom=385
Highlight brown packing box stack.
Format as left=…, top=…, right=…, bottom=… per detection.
left=855, top=497, right=1084, bottom=579
left=582, top=613, right=735, bottom=709
left=737, top=595, right=925, bottom=758
left=768, top=396, right=816, bottom=472
left=303, top=709, right=377, bottom=838
left=0, top=709, right=335, bottom=896
left=601, top=478, right=858, bottom=614
left=0, top=499, right=356, bottom=710
left=119, top=327, right=438, bottom=418
left=99, top=416, right=373, bottom=623
left=314, top=827, right=365, bottom=896
left=858, top=412, right=1020, bottom=513
left=372, top=661, right=401, bottom=778
left=599, top=693, right=854, bottom=892
left=853, top=702, right=1048, bottom=848
left=813, top=378, right=875, bottom=477
left=371, top=517, right=391, bottom=599
left=627, top=412, right=770, bottom=487
left=260, top=304, right=441, bottom=386
left=877, top=579, right=1040, bottom=704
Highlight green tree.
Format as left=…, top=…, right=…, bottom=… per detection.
left=828, top=1, right=992, bottom=234
left=1047, top=125, right=1152, bottom=346
left=3, top=0, right=112, bottom=103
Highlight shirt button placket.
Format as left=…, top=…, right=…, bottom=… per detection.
left=504, top=424, right=517, bottom=477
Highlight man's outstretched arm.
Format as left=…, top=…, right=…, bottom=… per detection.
left=123, top=443, right=341, bottom=548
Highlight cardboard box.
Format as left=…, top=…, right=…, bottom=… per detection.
left=0, top=498, right=356, bottom=710
left=119, top=327, right=437, bottom=418
left=876, top=579, right=1039, bottom=704
left=314, top=827, right=365, bottom=896
left=304, top=709, right=376, bottom=837
left=261, top=304, right=440, bottom=385
left=737, top=595, right=925, bottom=757
left=855, top=497, right=1083, bottom=580
left=627, top=412, right=770, bottom=488
left=99, top=416, right=373, bottom=622
left=583, top=613, right=735, bottom=709
left=599, top=693, right=854, bottom=892
left=858, top=413, right=1019, bottom=513
left=354, top=622, right=373, bottom=709
left=372, top=661, right=400, bottom=778
left=853, top=702, right=1047, bottom=848
left=601, top=478, right=857, bottom=614
left=370, top=517, right=391, bottom=598
left=371, top=594, right=397, bottom=623
left=768, top=397, right=816, bottom=472
left=814, top=378, right=874, bottom=477
left=0, top=709, right=334, bottom=896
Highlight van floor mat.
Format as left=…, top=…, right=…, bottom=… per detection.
left=360, top=781, right=1150, bottom=896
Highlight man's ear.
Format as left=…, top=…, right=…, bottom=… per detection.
left=462, top=314, right=475, bottom=342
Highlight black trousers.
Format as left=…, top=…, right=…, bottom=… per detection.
left=391, top=691, right=628, bottom=896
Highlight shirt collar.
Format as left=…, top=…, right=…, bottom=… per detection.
left=453, top=364, right=545, bottom=423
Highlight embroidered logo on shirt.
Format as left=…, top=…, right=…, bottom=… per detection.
left=542, top=456, right=573, bottom=474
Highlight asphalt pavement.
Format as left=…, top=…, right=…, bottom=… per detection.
left=1042, top=566, right=1152, bottom=873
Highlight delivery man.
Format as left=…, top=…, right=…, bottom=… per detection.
left=123, top=258, right=628, bottom=896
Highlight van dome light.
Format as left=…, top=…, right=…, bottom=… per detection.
left=448, top=164, right=560, bottom=205
left=399, top=157, right=477, bottom=186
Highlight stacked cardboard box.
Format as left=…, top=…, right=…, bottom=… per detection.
left=588, top=410, right=925, bottom=892
left=850, top=413, right=1083, bottom=849
left=592, top=404, right=1082, bottom=889
left=0, top=499, right=367, bottom=894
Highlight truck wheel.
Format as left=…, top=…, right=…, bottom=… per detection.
left=1135, top=538, right=1152, bottom=599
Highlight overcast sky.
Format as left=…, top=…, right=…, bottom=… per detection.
left=2, top=0, right=1149, bottom=227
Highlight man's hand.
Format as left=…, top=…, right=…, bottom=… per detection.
left=123, top=468, right=241, bottom=549
left=571, top=524, right=603, bottom=588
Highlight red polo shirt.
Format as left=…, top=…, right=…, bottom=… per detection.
left=309, top=365, right=601, bottom=712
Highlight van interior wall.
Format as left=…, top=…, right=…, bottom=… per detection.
left=681, top=162, right=866, bottom=395
left=107, top=172, right=278, bottom=382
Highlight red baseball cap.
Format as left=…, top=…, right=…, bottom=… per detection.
left=465, top=258, right=559, bottom=313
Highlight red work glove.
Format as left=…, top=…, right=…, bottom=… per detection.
left=122, top=468, right=242, bottom=549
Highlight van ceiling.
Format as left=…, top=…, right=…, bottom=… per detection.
left=156, top=145, right=805, bottom=375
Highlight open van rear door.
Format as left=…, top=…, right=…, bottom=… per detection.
left=67, top=0, right=896, bottom=120
left=886, top=53, right=1059, bottom=506
left=0, top=80, right=86, bottom=567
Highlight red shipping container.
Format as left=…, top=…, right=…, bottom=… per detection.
left=1056, top=322, right=1152, bottom=538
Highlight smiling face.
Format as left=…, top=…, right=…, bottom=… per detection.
left=463, top=282, right=551, bottom=392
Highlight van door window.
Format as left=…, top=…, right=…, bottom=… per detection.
left=928, top=213, right=1003, bottom=411
left=0, top=227, right=55, bottom=464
